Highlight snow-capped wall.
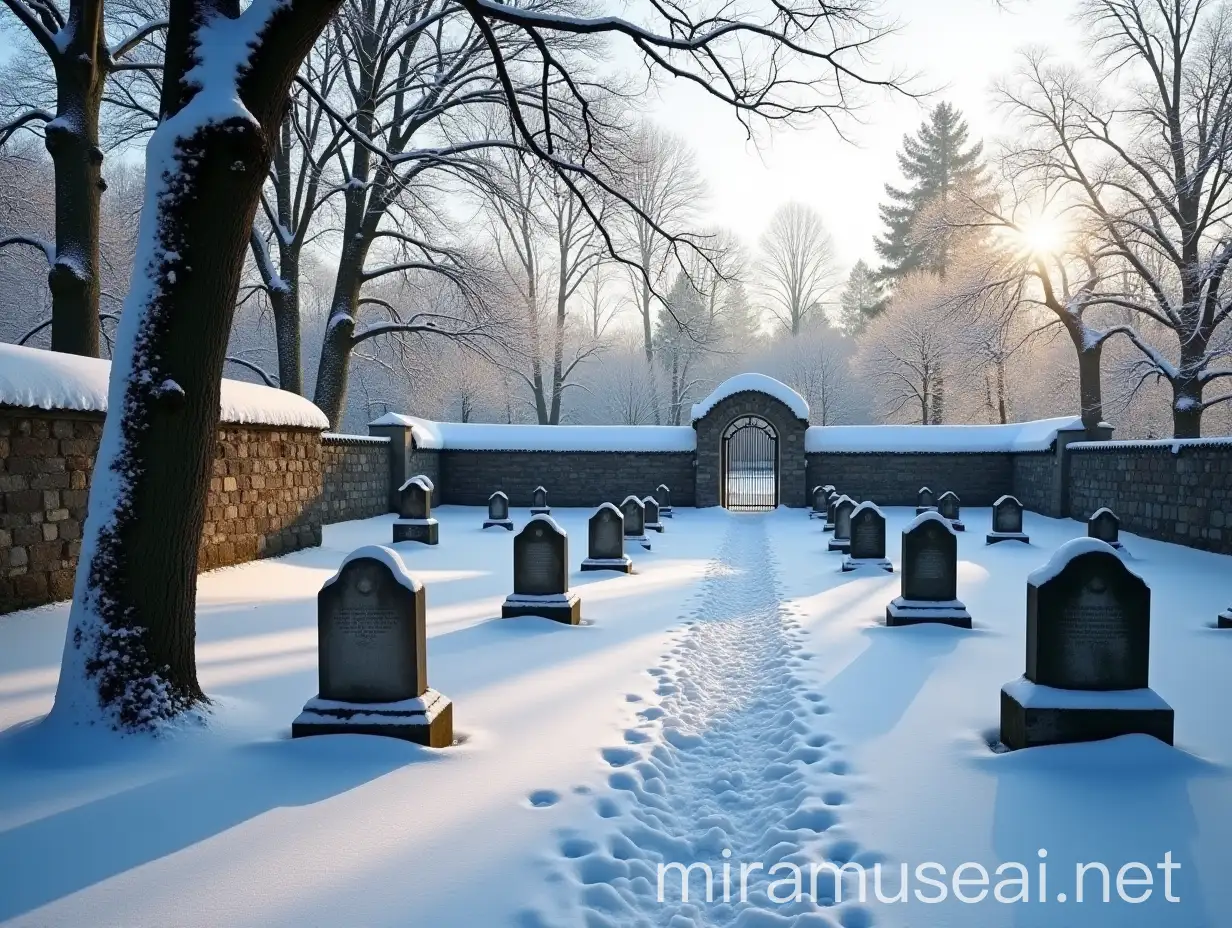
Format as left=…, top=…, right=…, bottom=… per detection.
left=690, top=374, right=810, bottom=423
left=369, top=412, right=696, bottom=453
left=805, top=416, right=1084, bottom=454
left=0, top=343, right=329, bottom=429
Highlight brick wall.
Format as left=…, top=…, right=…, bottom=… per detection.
left=1012, top=452, right=1058, bottom=516
left=1068, top=441, right=1232, bottom=554
left=438, top=450, right=696, bottom=508
left=2, top=409, right=325, bottom=614
left=807, top=452, right=1015, bottom=507
left=319, top=434, right=391, bottom=522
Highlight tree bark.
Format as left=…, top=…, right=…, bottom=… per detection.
left=45, top=11, right=107, bottom=358
left=53, top=0, right=343, bottom=729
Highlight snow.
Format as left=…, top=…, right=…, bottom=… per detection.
left=0, top=343, right=329, bottom=429
left=905, top=509, right=958, bottom=535
left=852, top=501, right=885, bottom=519
left=690, top=373, right=810, bottom=422
left=1068, top=436, right=1232, bottom=454
left=322, top=544, right=423, bottom=593
left=993, top=495, right=1021, bottom=507
left=368, top=413, right=696, bottom=452
left=399, top=476, right=434, bottom=493
left=1027, top=537, right=1134, bottom=586
left=1002, top=678, right=1172, bottom=710
left=806, top=416, right=1085, bottom=454
left=3, top=506, right=1232, bottom=926
left=323, top=433, right=390, bottom=444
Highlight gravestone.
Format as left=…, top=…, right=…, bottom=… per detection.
left=916, top=486, right=937, bottom=516
left=842, top=502, right=892, bottom=572
left=886, top=512, right=970, bottom=628
left=292, top=545, right=453, bottom=746
left=1087, top=508, right=1124, bottom=550
left=621, top=495, right=651, bottom=550
left=987, top=495, right=1029, bottom=545
left=824, top=491, right=840, bottom=532
left=828, top=496, right=856, bottom=553
left=530, top=485, right=551, bottom=516
left=1220, top=605, right=1232, bottom=629
left=483, top=490, right=513, bottom=531
left=1000, top=538, right=1173, bottom=749
left=656, top=484, right=674, bottom=519
left=643, top=496, right=665, bottom=533
left=581, top=503, right=631, bottom=573
left=937, top=491, right=965, bottom=531
left=501, top=515, right=580, bottom=624
left=393, top=475, right=438, bottom=545
left=810, top=485, right=827, bottom=520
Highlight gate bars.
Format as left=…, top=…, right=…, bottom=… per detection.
left=721, top=416, right=778, bottom=511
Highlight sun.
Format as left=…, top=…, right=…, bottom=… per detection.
left=1017, top=215, right=1070, bottom=257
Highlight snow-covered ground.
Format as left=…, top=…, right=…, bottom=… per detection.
left=1, top=505, right=1230, bottom=927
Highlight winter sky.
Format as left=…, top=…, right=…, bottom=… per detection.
left=647, top=0, right=1086, bottom=269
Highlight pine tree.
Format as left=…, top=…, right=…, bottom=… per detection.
left=838, top=260, right=886, bottom=335
left=875, top=103, right=984, bottom=280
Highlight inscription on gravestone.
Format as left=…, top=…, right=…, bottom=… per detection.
left=851, top=514, right=881, bottom=558
left=592, top=509, right=623, bottom=558
left=904, top=522, right=956, bottom=602
left=517, top=525, right=564, bottom=595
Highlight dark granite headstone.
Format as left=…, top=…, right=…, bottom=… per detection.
left=824, top=492, right=840, bottom=531
left=1087, top=508, right=1123, bottom=549
left=530, top=485, right=550, bottom=515
left=393, top=475, right=438, bottom=544
left=502, top=516, right=580, bottom=624
left=582, top=503, right=631, bottom=573
left=484, top=491, right=513, bottom=530
left=987, top=495, right=1028, bottom=544
left=811, top=485, right=827, bottom=518
left=916, top=486, right=936, bottom=515
left=886, top=513, right=969, bottom=627
left=656, top=484, right=673, bottom=518
left=1220, top=605, right=1232, bottom=629
left=621, top=495, right=647, bottom=538
left=828, top=497, right=856, bottom=552
left=292, top=546, right=453, bottom=746
left=843, top=503, right=892, bottom=572
left=643, top=496, right=664, bottom=532
left=937, top=491, right=964, bottom=531
left=1000, top=541, right=1173, bottom=749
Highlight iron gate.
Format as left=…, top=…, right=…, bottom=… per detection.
left=721, top=416, right=778, bottom=511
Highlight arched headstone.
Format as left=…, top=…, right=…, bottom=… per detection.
left=393, top=475, right=438, bottom=545
left=886, top=512, right=970, bottom=628
left=987, top=495, right=1028, bottom=545
left=842, top=502, right=892, bottom=572
left=582, top=503, right=631, bottom=573
left=828, top=496, right=856, bottom=553
left=501, top=515, right=580, bottom=624
left=484, top=491, right=513, bottom=531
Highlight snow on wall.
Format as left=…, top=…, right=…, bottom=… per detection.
left=368, top=412, right=696, bottom=453
left=0, top=343, right=329, bottom=429
left=1068, top=436, right=1232, bottom=453
left=806, top=416, right=1085, bottom=454
left=689, top=373, right=810, bottom=423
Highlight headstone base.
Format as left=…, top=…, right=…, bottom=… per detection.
left=292, top=690, right=454, bottom=747
left=483, top=519, right=514, bottom=531
left=886, top=596, right=971, bottom=628
left=827, top=538, right=850, bottom=553
left=661, top=507, right=673, bottom=519
left=842, top=556, right=893, bottom=573
left=915, top=506, right=937, bottom=516
left=986, top=531, right=1030, bottom=545
left=581, top=556, right=633, bottom=573
left=947, top=520, right=966, bottom=532
left=646, top=521, right=665, bottom=533
left=999, top=677, right=1174, bottom=750
left=1218, top=608, right=1232, bottom=629
left=393, top=518, right=439, bottom=545
left=626, top=534, right=652, bottom=551
left=809, top=510, right=825, bottom=520
left=530, top=506, right=551, bottom=516
left=502, top=591, right=582, bottom=625
left=823, top=521, right=835, bottom=532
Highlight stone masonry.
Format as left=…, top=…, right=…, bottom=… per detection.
left=693, top=391, right=808, bottom=508
left=807, top=452, right=1014, bottom=507
left=319, top=434, right=391, bottom=523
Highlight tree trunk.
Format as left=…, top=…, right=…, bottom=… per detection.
left=46, top=45, right=105, bottom=357
left=995, top=360, right=1009, bottom=425
left=52, top=1, right=343, bottom=729
left=929, top=371, right=945, bottom=425
left=1071, top=332, right=1105, bottom=433
left=1171, top=377, right=1204, bottom=438
left=270, top=269, right=302, bottom=394
left=312, top=237, right=369, bottom=427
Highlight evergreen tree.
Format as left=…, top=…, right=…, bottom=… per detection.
left=875, top=102, right=984, bottom=280
left=838, top=260, right=887, bottom=335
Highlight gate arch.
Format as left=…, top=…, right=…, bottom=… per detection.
left=721, top=415, right=778, bottom=510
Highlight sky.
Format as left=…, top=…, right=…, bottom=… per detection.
left=645, top=0, right=1086, bottom=270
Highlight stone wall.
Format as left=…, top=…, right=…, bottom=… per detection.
left=694, top=392, right=809, bottom=507
left=438, top=450, right=695, bottom=508
left=1012, top=452, right=1058, bottom=516
left=1068, top=440, right=1232, bottom=554
left=2, top=408, right=325, bottom=614
left=319, top=434, right=391, bottom=523
left=807, top=452, right=1015, bottom=507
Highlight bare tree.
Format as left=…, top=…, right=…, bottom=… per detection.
left=757, top=201, right=840, bottom=336
left=763, top=319, right=858, bottom=425
left=0, top=0, right=166, bottom=356
left=997, top=2, right=1232, bottom=437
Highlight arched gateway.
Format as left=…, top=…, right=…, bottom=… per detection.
left=691, top=374, right=810, bottom=510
